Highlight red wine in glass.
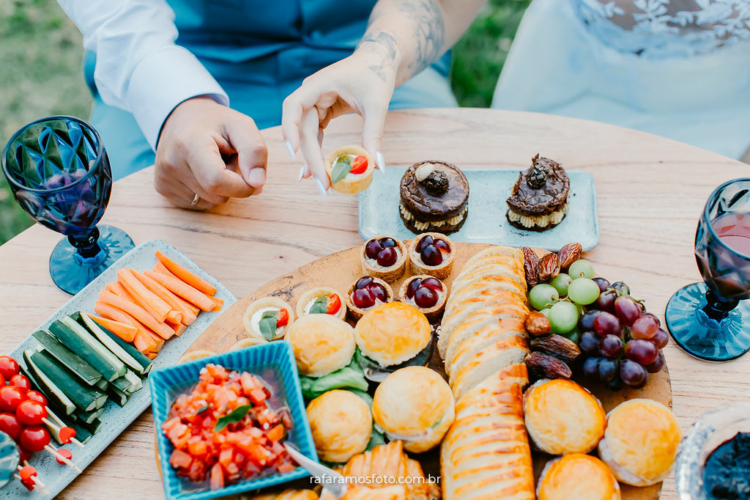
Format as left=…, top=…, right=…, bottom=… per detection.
left=712, top=213, right=750, bottom=255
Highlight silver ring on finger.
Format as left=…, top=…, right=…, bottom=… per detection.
left=190, top=193, right=200, bottom=206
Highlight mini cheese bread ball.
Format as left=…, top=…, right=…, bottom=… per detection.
left=598, top=399, right=682, bottom=486
left=306, top=390, right=372, bottom=463
left=354, top=302, right=431, bottom=367
left=372, top=366, right=454, bottom=453
left=524, top=379, right=606, bottom=455
left=537, top=454, right=621, bottom=500
left=286, top=315, right=355, bottom=378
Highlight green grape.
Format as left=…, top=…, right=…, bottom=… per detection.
left=567, top=278, right=601, bottom=305
left=529, top=284, right=559, bottom=310
left=539, top=308, right=551, bottom=318
left=562, top=329, right=581, bottom=345
left=568, top=259, right=595, bottom=279
left=548, top=301, right=579, bottom=334
left=551, top=273, right=572, bottom=297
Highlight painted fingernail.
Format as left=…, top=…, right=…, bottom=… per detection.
left=298, top=164, right=307, bottom=182
left=376, top=151, right=385, bottom=172
left=315, top=177, right=328, bottom=197
left=285, top=140, right=296, bottom=160
left=248, top=168, right=266, bottom=187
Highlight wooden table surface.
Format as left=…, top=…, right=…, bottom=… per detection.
left=1, top=108, right=748, bottom=499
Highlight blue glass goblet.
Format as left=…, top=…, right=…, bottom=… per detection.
left=2, top=116, right=134, bottom=294
left=666, top=178, right=750, bottom=361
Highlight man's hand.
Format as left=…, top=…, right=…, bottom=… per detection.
left=155, top=96, right=268, bottom=209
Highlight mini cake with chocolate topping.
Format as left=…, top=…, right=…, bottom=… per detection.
left=506, top=154, right=570, bottom=231
left=399, top=161, right=469, bottom=235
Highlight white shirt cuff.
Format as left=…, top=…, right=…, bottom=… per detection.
left=126, top=45, right=229, bottom=150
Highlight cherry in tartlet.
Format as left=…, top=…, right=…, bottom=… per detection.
left=415, top=235, right=451, bottom=267
left=352, top=277, right=389, bottom=310
left=408, top=233, right=455, bottom=280
left=406, top=277, right=443, bottom=309
left=365, top=237, right=400, bottom=267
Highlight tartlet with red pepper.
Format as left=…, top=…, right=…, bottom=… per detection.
left=325, top=146, right=375, bottom=194
left=361, top=235, right=407, bottom=283
left=295, top=287, right=347, bottom=321
left=242, top=297, right=294, bottom=341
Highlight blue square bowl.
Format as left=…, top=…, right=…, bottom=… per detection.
left=150, top=341, right=317, bottom=500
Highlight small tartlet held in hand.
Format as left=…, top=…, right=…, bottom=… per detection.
left=399, top=275, right=448, bottom=322
left=325, top=145, right=375, bottom=194
left=242, top=297, right=295, bottom=341
left=346, top=276, right=394, bottom=321
left=295, top=287, right=347, bottom=321
left=361, top=235, right=408, bottom=283
left=408, top=233, right=455, bottom=280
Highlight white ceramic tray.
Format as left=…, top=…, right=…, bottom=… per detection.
left=2, top=239, right=236, bottom=499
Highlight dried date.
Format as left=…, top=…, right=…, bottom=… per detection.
left=525, top=311, right=551, bottom=336
left=522, top=247, right=539, bottom=287
left=538, top=253, right=560, bottom=283
left=525, top=352, right=573, bottom=380
left=529, top=334, right=581, bottom=364
left=557, top=243, right=582, bottom=270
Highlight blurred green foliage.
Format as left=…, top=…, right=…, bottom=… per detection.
left=0, top=0, right=530, bottom=245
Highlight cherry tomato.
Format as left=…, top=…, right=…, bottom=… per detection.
left=16, top=400, right=46, bottom=426
left=0, top=374, right=5, bottom=386
left=326, top=294, right=341, bottom=315
left=0, top=357, right=19, bottom=380
left=20, top=478, right=34, bottom=491
left=276, top=309, right=289, bottom=328
left=0, top=385, right=26, bottom=412
left=19, top=426, right=50, bottom=452
left=25, top=390, right=47, bottom=406
left=349, top=155, right=368, bottom=175
left=0, top=412, right=22, bottom=440
left=19, top=465, right=36, bottom=481
left=9, top=374, right=31, bottom=392
left=55, top=448, right=73, bottom=465
left=59, top=426, right=76, bottom=444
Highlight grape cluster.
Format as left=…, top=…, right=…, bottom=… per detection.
left=526, top=260, right=668, bottom=390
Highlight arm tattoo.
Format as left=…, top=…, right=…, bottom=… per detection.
left=398, top=0, right=445, bottom=77
left=357, top=31, right=399, bottom=82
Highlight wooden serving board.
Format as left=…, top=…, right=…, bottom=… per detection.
left=178, top=242, right=672, bottom=499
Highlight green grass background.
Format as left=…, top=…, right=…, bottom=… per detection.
left=0, top=0, right=530, bottom=245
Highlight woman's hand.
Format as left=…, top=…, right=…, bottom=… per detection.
left=154, top=96, right=268, bottom=209
left=281, top=43, right=398, bottom=195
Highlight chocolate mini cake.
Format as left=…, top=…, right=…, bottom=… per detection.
left=399, top=161, right=469, bottom=235
left=506, top=155, right=570, bottom=232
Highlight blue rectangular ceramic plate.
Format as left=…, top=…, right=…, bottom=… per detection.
left=359, top=168, right=599, bottom=251
left=2, top=239, right=236, bottom=500
left=150, top=342, right=316, bottom=500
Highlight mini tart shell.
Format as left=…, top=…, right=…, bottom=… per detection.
left=242, top=296, right=295, bottom=341
left=360, top=236, right=408, bottom=283
left=346, top=277, right=394, bottom=321
left=408, top=233, right=455, bottom=280
left=399, top=275, right=448, bottom=322
left=295, top=287, right=347, bottom=321
left=325, top=145, right=375, bottom=194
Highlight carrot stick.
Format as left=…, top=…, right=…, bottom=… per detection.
left=144, top=329, right=165, bottom=352
left=105, top=282, right=118, bottom=294
left=154, top=262, right=177, bottom=278
left=155, top=251, right=217, bottom=296
left=208, top=295, right=223, bottom=312
left=98, top=290, right=175, bottom=340
left=133, top=271, right=198, bottom=325
left=133, top=330, right=158, bottom=354
left=88, top=314, right=137, bottom=343
left=166, top=310, right=183, bottom=324
left=117, top=269, right=172, bottom=321
left=110, top=280, right=166, bottom=324
left=176, top=295, right=200, bottom=316
left=166, top=320, right=187, bottom=337
left=146, top=352, right=158, bottom=360
left=144, top=271, right=215, bottom=312
left=94, top=303, right=156, bottom=352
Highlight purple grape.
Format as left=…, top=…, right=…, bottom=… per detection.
left=379, top=237, right=397, bottom=249
left=579, top=331, right=601, bottom=354
left=652, top=328, right=669, bottom=349
left=578, top=310, right=600, bottom=332
left=421, top=245, right=443, bottom=266
left=597, top=358, right=619, bottom=382
left=599, top=334, right=624, bottom=359
left=624, top=339, right=659, bottom=365
left=620, top=359, right=648, bottom=388
left=595, top=290, right=616, bottom=311
left=406, top=278, right=422, bottom=299
left=434, top=239, right=451, bottom=254
left=369, top=283, right=387, bottom=303
left=365, top=239, right=383, bottom=260
left=614, top=295, right=640, bottom=327
left=644, top=351, right=665, bottom=373
left=592, top=277, right=611, bottom=293
left=376, top=247, right=398, bottom=267
left=593, top=312, right=622, bottom=337
left=611, top=281, right=630, bottom=295
left=421, top=278, right=443, bottom=291
left=355, top=277, right=373, bottom=290
left=607, top=376, right=625, bottom=391
left=416, top=235, right=434, bottom=253
left=582, top=357, right=601, bottom=380
left=641, top=312, right=661, bottom=326
left=415, top=287, right=438, bottom=308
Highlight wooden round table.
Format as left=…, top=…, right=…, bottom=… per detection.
left=1, top=109, right=748, bottom=499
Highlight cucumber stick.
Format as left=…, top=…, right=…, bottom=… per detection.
left=79, top=418, right=103, bottom=435
left=95, top=322, right=153, bottom=375
left=75, top=407, right=104, bottom=425
left=31, top=350, right=107, bottom=412
left=69, top=422, right=93, bottom=444
left=95, top=378, right=109, bottom=391
left=50, top=318, right=125, bottom=381
left=75, top=312, right=149, bottom=374
left=112, top=370, right=142, bottom=395
left=31, top=330, right=102, bottom=386
left=107, top=385, right=129, bottom=407
left=22, top=351, right=76, bottom=415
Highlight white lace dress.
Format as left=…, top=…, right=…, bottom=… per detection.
left=492, top=0, right=750, bottom=159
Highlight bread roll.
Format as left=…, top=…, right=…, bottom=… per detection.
left=537, top=454, right=621, bottom=500
left=354, top=302, right=431, bottom=367
left=286, top=315, right=355, bottom=378
left=307, top=390, right=372, bottom=463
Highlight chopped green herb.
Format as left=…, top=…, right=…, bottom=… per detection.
left=196, top=404, right=209, bottom=415
left=258, top=311, right=278, bottom=341
left=215, top=404, right=252, bottom=433
left=308, top=296, right=328, bottom=315
left=331, top=156, right=353, bottom=184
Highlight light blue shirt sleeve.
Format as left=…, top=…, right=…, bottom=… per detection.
left=57, top=0, right=229, bottom=149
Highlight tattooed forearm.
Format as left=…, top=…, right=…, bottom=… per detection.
left=357, top=31, right=400, bottom=81
left=397, top=0, right=445, bottom=78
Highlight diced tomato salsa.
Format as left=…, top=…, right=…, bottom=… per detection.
left=162, top=364, right=296, bottom=489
